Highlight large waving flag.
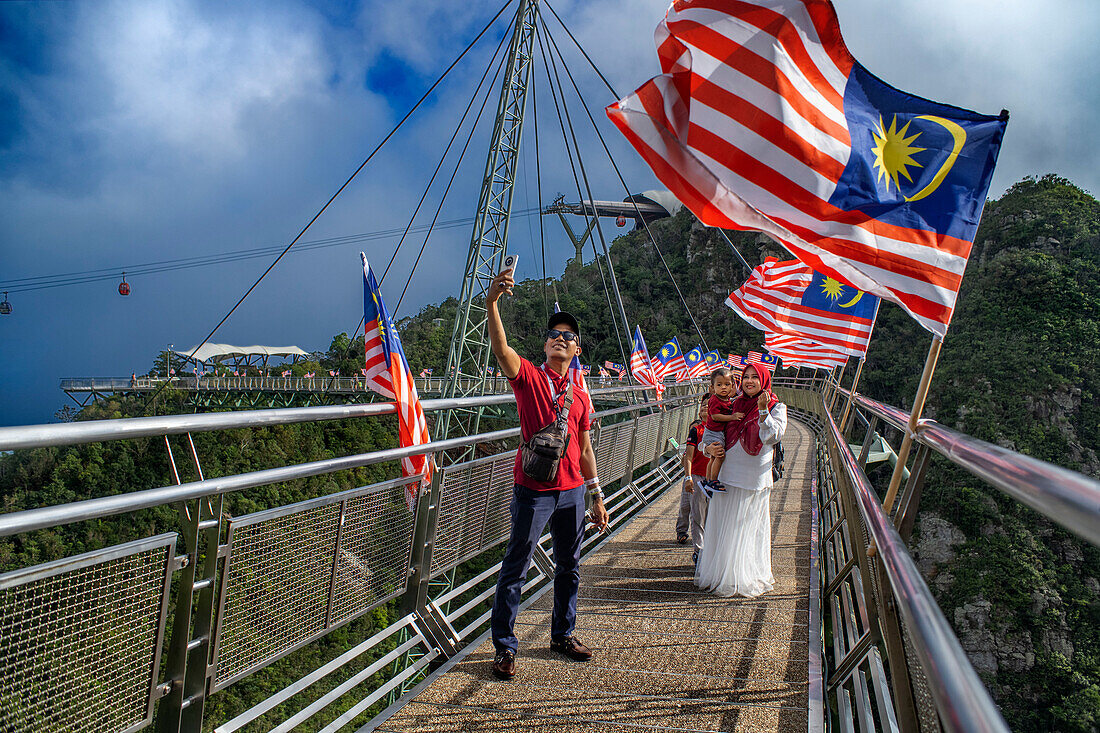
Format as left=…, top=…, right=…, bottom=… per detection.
left=362, top=254, right=433, bottom=511
left=683, top=347, right=708, bottom=379
left=653, top=337, right=689, bottom=381
left=728, top=258, right=877, bottom=357
left=629, top=326, right=664, bottom=398
left=607, top=1, right=1007, bottom=337
left=765, top=332, right=848, bottom=370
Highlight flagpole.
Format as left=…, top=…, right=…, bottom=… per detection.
left=839, top=298, right=883, bottom=433
left=882, top=334, right=944, bottom=514
left=827, top=361, right=848, bottom=411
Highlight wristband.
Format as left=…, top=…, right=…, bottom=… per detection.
left=584, top=477, right=600, bottom=488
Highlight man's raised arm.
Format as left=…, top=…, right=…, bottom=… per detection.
left=487, top=268, right=522, bottom=379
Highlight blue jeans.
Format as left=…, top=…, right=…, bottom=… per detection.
left=491, top=483, right=586, bottom=653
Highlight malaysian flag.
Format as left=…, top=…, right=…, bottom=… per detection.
left=704, top=351, right=723, bottom=372
left=765, top=332, right=848, bottom=370
left=305, top=372, right=315, bottom=379
left=599, top=366, right=611, bottom=379
left=486, top=365, right=495, bottom=376
left=607, top=1, right=1007, bottom=337
left=281, top=370, right=292, bottom=377
left=652, top=337, right=689, bottom=382
left=744, top=351, right=780, bottom=372
left=683, top=347, right=708, bottom=379
left=629, top=326, right=663, bottom=397
left=362, top=254, right=433, bottom=510
left=604, top=360, right=626, bottom=378
left=419, top=368, right=433, bottom=377
left=727, top=258, right=877, bottom=357
left=569, top=356, right=590, bottom=395
left=726, top=354, right=741, bottom=368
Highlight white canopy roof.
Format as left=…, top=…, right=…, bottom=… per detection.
left=173, top=343, right=309, bottom=363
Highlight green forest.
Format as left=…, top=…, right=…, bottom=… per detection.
left=1, top=174, right=1098, bottom=730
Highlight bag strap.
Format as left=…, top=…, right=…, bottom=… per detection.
left=554, top=381, right=574, bottom=434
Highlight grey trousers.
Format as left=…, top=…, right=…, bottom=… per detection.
left=676, top=476, right=709, bottom=553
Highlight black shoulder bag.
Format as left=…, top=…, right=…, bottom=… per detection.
left=520, top=379, right=574, bottom=483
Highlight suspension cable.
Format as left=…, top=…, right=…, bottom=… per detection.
left=380, top=12, right=515, bottom=285
left=395, top=35, right=512, bottom=313
left=535, top=24, right=630, bottom=372
left=532, top=57, right=549, bottom=320
left=319, top=12, right=516, bottom=393
left=540, top=19, right=710, bottom=351
left=542, top=0, right=619, bottom=99
left=143, top=0, right=516, bottom=408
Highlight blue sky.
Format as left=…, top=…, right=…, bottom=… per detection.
left=2, top=0, right=1097, bottom=426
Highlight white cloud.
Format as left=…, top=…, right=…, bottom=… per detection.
left=79, top=0, right=329, bottom=158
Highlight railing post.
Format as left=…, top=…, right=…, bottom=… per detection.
left=401, top=467, right=447, bottom=619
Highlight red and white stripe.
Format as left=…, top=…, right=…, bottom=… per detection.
left=727, top=258, right=873, bottom=357
left=607, top=0, right=976, bottom=336
left=765, top=332, right=848, bottom=369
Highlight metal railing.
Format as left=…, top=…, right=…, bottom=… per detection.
left=0, top=383, right=701, bottom=733
left=6, top=373, right=1096, bottom=732
left=779, top=374, right=1100, bottom=733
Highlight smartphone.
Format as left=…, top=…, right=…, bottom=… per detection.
left=502, top=253, right=519, bottom=273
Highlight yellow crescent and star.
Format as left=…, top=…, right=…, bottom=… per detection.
left=870, top=113, right=966, bottom=202
left=819, top=276, right=864, bottom=309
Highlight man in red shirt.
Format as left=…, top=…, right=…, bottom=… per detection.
left=486, top=266, right=609, bottom=681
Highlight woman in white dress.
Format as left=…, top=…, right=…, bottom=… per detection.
left=694, top=363, right=787, bottom=597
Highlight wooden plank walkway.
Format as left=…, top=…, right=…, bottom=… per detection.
left=375, top=420, right=816, bottom=732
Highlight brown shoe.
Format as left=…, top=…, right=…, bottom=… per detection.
left=550, top=635, right=593, bottom=661
left=491, top=649, right=516, bottom=679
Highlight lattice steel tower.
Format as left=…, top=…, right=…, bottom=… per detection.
left=438, top=0, right=539, bottom=443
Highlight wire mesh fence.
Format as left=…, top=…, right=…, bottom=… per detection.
left=0, top=534, right=175, bottom=733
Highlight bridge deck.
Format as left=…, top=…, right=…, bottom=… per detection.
left=376, top=421, right=814, bottom=732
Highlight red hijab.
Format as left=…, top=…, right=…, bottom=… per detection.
left=725, top=363, right=779, bottom=456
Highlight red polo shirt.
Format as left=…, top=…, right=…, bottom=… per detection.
left=510, top=358, right=592, bottom=491
left=686, top=422, right=709, bottom=477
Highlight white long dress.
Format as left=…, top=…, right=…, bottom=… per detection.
left=694, top=402, right=787, bottom=597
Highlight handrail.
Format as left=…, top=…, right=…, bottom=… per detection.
left=839, top=388, right=1100, bottom=547
left=917, top=420, right=1100, bottom=546
left=0, top=384, right=670, bottom=452
left=0, top=394, right=687, bottom=537
left=835, top=388, right=911, bottom=433
left=823, top=405, right=1010, bottom=732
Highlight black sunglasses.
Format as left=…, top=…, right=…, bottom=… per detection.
left=545, top=329, right=579, bottom=342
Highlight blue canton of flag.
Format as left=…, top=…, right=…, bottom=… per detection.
left=703, top=351, right=722, bottom=371
left=684, top=347, right=708, bottom=379
left=799, top=271, right=879, bottom=321
left=653, top=336, right=688, bottom=380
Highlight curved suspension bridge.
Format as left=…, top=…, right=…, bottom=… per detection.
left=1, top=2, right=1098, bottom=733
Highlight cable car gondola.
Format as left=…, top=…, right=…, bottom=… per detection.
left=616, top=214, right=627, bottom=227
left=0, top=292, right=11, bottom=315
left=118, top=272, right=130, bottom=296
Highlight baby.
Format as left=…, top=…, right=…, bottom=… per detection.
left=700, top=367, right=743, bottom=492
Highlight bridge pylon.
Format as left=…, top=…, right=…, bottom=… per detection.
left=437, top=0, right=539, bottom=457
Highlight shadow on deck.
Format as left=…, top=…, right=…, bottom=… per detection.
left=372, top=421, right=815, bottom=732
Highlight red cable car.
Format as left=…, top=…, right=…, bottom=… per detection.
left=118, top=272, right=130, bottom=296
left=0, top=292, right=11, bottom=315
left=616, top=215, right=627, bottom=227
